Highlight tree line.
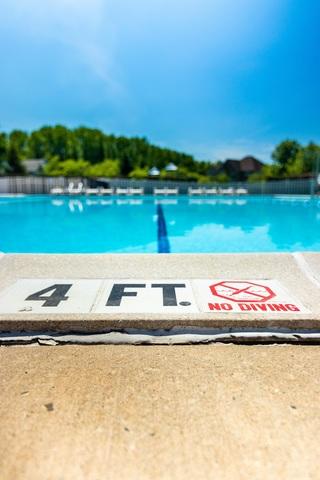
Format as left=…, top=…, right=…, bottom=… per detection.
left=0, top=125, right=319, bottom=182
left=0, top=125, right=210, bottom=182
left=248, top=140, right=320, bottom=182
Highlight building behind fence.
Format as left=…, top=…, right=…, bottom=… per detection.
left=0, top=176, right=317, bottom=195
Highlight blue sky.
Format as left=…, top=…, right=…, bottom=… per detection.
left=0, top=0, right=319, bottom=162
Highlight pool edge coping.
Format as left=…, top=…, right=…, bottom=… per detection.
left=0, top=252, right=319, bottom=335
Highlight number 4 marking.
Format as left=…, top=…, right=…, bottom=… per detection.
left=25, top=284, right=72, bottom=307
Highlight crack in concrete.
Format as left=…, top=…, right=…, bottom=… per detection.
left=1, top=328, right=320, bottom=346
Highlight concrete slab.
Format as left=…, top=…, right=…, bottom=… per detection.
left=0, top=253, right=319, bottom=332
left=1, top=344, right=320, bottom=480
left=297, top=252, right=320, bottom=284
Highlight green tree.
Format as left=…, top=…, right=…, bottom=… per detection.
left=211, top=172, right=230, bottom=183
left=0, top=124, right=216, bottom=178
left=197, top=175, right=211, bottom=184
left=272, top=140, right=301, bottom=169
left=272, top=142, right=320, bottom=178
left=74, top=127, right=104, bottom=163
left=285, top=154, right=305, bottom=177
left=248, top=164, right=283, bottom=182
left=43, top=157, right=89, bottom=176
left=128, top=167, right=148, bottom=179
left=9, top=130, right=28, bottom=159
left=0, top=133, right=8, bottom=174
left=120, top=153, right=132, bottom=176
left=85, top=159, right=120, bottom=177
left=7, top=144, right=25, bottom=174
left=159, top=166, right=199, bottom=182
left=27, top=130, right=48, bottom=158
left=27, top=126, right=80, bottom=160
left=296, top=142, right=320, bottom=173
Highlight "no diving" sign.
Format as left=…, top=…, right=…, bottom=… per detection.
left=0, top=278, right=309, bottom=314
left=194, top=280, right=308, bottom=313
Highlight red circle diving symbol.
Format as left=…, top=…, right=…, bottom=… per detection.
left=210, top=281, right=275, bottom=303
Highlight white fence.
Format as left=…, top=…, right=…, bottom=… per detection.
left=0, top=176, right=317, bottom=195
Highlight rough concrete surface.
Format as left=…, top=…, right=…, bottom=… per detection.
left=298, top=252, right=320, bottom=282
left=1, top=344, right=320, bottom=480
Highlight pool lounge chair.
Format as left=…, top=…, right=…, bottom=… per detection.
left=153, top=187, right=178, bottom=195
left=188, top=187, right=203, bottom=195
left=236, top=187, right=248, bottom=195
left=166, top=187, right=179, bottom=195
left=67, top=182, right=84, bottom=195
left=85, top=187, right=99, bottom=195
left=50, top=186, right=64, bottom=195
left=128, top=187, right=144, bottom=195
left=66, top=182, right=74, bottom=194
left=220, top=187, right=235, bottom=195
left=116, top=187, right=129, bottom=195
left=153, top=187, right=166, bottom=195
left=99, top=187, right=114, bottom=196
left=203, top=187, right=218, bottom=195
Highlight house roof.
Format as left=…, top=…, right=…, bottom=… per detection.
left=224, top=159, right=241, bottom=172
left=223, top=156, right=263, bottom=174
left=240, top=156, right=264, bottom=172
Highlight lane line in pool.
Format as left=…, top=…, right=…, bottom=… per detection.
left=156, top=204, right=170, bottom=253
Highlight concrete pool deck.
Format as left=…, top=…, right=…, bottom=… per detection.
left=1, top=344, right=320, bottom=480
left=1, top=254, right=320, bottom=479
left=0, top=252, right=319, bottom=338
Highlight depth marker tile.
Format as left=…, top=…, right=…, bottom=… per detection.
left=93, top=279, right=198, bottom=314
left=0, top=279, right=103, bottom=314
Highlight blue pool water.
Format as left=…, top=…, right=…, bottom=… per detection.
left=0, top=195, right=319, bottom=253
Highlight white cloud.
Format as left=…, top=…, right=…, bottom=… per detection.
left=2, top=0, right=124, bottom=97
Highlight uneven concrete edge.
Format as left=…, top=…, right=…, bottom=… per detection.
left=1, top=317, right=320, bottom=333
left=2, top=327, right=320, bottom=345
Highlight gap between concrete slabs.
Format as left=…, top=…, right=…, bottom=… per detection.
left=0, top=253, right=319, bottom=340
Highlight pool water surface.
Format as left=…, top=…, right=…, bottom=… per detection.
left=0, top=195, right=319, bottom=253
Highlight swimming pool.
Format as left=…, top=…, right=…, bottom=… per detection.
left=0, top=195, right=319, bottom=253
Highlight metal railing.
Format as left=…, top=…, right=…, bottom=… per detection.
left=0, top=176, right=317, bottom=195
